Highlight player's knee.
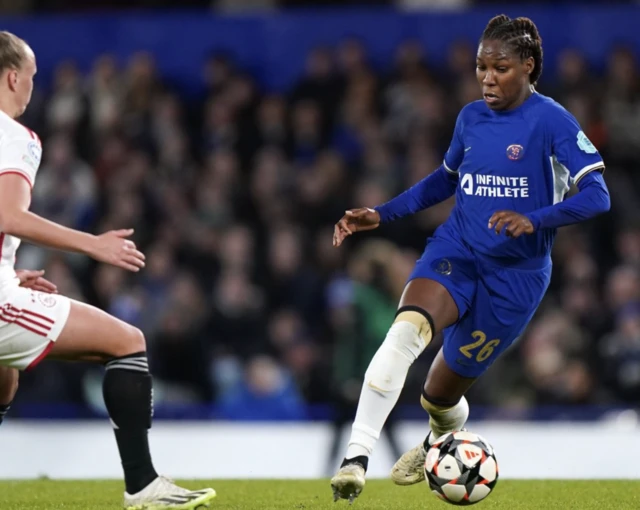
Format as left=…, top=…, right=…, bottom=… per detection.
left=104, top=325, right=147, bottom=360
left=364, top=306, right=434, bottom=393
left=394, top=306, right=435, bottom=347
left=124, top=326, right=146, bottom=355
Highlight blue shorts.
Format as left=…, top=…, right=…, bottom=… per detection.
left=408, top=234, right=551, bottom=378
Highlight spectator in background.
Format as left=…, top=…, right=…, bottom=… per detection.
left=600, top=303, right=640, bottom=404
left=32, top=133, right=97, bottom=232
left=217, top=355, right=307, bottom=421
left=150, top=272, right=214, bottom=402
left=87, top=54, right=122, bottom=139
left=602, top=46, right=640, bottom=173
left=46, top=60, right=87, bottom=135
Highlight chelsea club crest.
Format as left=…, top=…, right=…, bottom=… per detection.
left=506, top=144, right=524, bottom=161
left=434, top=259, right=452, bottom=276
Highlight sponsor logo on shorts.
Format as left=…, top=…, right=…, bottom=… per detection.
left=36, top=292, right=56, bottom=308
left=434, top=258, right=452, bottom=276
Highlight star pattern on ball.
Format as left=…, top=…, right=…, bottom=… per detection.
left=424, top=431, right=499, bottom=505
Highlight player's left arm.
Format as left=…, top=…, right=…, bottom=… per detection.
left=523, top=171, right=609, bottom=231
left=489, top=107, right=610, bottom=238
left=489, top=173, right=609, bottom=237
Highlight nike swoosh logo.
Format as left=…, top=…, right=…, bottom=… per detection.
left=367, top=381, right=390, bottom=393
left=465, top=147, right=472, bottom=152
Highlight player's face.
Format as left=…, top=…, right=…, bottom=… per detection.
left=12, top=45, right=36, bottom=118
left=476, top=39, right=534, bottom=111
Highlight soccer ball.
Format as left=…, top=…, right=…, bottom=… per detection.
left=424, top=430, right=498, bottom=505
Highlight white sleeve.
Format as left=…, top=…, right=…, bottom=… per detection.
left=0, top=136, right=41, bottom=188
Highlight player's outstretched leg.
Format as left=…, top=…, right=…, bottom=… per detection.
left=390, top=349, right=472, bottom=486
left=331, top=279, right=458, bottom=503
left=49, top=300, right=216, bottom=510
left=0, top=366, right=18, bottom=426
left=330, top=307, right=433, bottom=503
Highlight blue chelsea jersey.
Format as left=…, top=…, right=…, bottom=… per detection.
left=439, top=92, right=605, bottom=260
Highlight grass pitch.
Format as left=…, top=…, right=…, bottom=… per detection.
left=0, top=479, right=638, bottom=509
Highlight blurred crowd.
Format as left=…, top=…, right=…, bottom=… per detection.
left=12, top=36, right=640, bottom=423
left=3, top=0, right=631, bottom=16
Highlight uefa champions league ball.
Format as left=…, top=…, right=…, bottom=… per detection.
left=424, top=430, right=499, bottom=505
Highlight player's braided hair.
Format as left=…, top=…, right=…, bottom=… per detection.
left=0, top=32, right=28, bottom=74
left=481, top=15, right=543, bottom=85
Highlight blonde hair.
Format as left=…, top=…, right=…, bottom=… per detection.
left=0, top=31, right=28, bottom=73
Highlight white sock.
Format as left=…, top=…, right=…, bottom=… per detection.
left=422, top=396, right=470, bottom=445
left=345, top=320, right=428, bottom=459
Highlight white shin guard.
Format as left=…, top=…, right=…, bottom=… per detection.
left=345, top=311, right=433, bottom=459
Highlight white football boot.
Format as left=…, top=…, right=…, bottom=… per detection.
left=390, top=440, right=428, bottom=486
left=330, top=463, right=366, bottom=504
left=123, top=476, right=216, bottom=509
left=391, top=429, right=466, bottom=486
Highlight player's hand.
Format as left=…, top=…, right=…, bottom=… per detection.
left=88, top=229, right=146, bottom=272
left=16, top=269, right=58, bottom=293
left=488, top=211, right=535, bottom=238
left=333, top=208, right=381, bottom=247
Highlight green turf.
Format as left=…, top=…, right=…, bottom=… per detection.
left=0, top=479, right=638, bottom=509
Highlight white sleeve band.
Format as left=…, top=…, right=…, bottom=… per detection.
left=0, top=169, right=33, bottom=188
left=572, top=161, right=605, bottom=184
left=443, top=160, right=458, bottom=174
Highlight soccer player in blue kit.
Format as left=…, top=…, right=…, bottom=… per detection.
left=330, top=15, right=611, bottom=503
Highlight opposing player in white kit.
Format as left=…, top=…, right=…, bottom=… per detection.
left=0, top=32, right=216, bottom=510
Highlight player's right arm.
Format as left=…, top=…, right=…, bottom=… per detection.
left=0, top=173, right=145, bottom=272
left=333, top=109, right=467, bottom=246
left=372, top=110, right=466, bottom=223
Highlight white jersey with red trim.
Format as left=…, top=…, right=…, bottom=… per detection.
left=0, top=109, right=42, bottom=286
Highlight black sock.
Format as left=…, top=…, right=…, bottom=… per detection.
left=341, top=455, right=369, bottom=472
left=0, top=402, right=11, bottom=426
left=103, top=352, right=158, bottom=495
